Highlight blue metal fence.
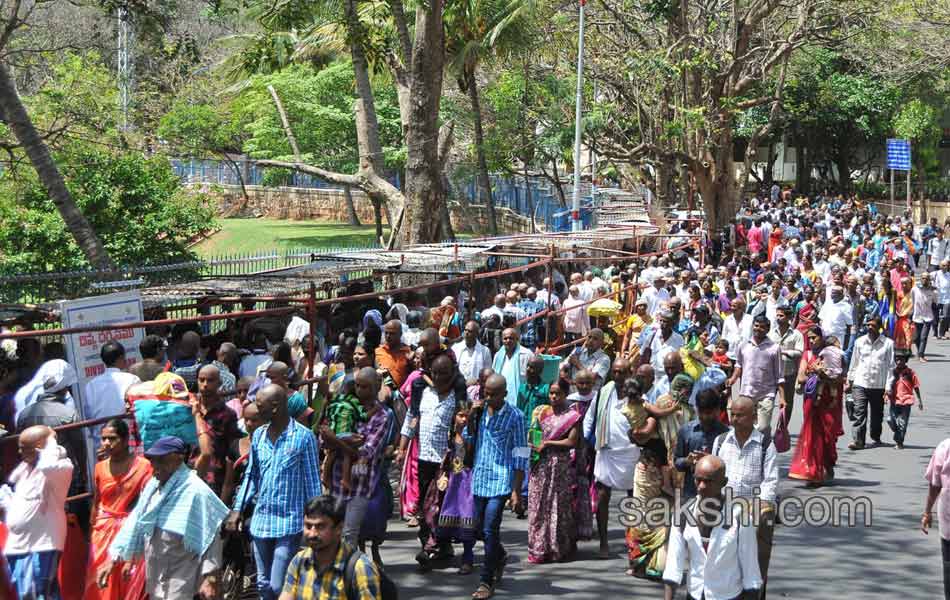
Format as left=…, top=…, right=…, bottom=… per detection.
left=171, top=158, right=402, bottom=190
left=170, top=158, right=595, bottom=231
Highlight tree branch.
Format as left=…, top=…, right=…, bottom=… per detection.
left=267, top=85, right=301, bottom=162
left=255, top=158, right=361, bottom=187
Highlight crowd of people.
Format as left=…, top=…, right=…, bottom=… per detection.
left=1, top=187, right=950, bottom=599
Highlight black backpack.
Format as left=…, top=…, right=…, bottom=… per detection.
left=345, top=548, right=398, bottom=600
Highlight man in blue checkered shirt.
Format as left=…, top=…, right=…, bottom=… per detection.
left=517, top=287, right=545, bottom=351
left=226, top=384, right=321, bottom=600
left=464, top=373, right=528, bottom=599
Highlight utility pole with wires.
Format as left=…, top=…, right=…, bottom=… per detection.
left=570, top=0, right=586, bottom=232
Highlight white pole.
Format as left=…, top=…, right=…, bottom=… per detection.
left=571, top=0, right=586, bottom=232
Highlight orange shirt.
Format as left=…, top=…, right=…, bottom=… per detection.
left=375, top=344, right=413, bottom=387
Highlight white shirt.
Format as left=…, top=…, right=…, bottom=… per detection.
left=662, top=501, right=762, bottom=600
left=936, top=270, right=950, bottom=304
left=582, top=386, right=636, bottom=451
left=930, top=237, right=949, bottom=265
left=578, top=282, right=594, bottom=302
left=3, top=441, right=73, bottom=554
left=535, top=289, right=561, bottom=310
left=818, top=299, right=853, bottom=345
left=83, top=368, right=140, bottom=450
left=452, top=340, right=492, bottom=383
left=642, top=286, right=671, bottom=317
left=721, top=314, right=752, bottom=360
left=714, top=428, right=778, bottom=503
left=912, top=286, right=937, bottom=323
left=648, top=330, right=684, bottom=388
left=847, top=334, right=895, bottom=390
left=480, top=305, right=505, bottom=323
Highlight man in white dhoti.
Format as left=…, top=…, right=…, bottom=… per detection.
left=583, top=357, right=639, bottom=559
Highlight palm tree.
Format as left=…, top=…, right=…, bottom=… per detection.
left=445, top=0, right=535, bottom=235
left=0, top=62, right=113, bottom=269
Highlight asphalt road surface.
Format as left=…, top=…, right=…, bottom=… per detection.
left=376, top=341, right=950, bottom=600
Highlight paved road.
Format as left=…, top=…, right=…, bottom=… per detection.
left=376, top=341, right=950, bottom=600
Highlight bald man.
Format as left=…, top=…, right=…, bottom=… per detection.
left=173, top=330, right=204, bottom=392
left=4, top=426, right=74, bottom=598
left=321, top=367, right=392, bottom=552
left=583, top=357, right=639, bottom=558
left=211, top=342, right=238, bottom=392
left=195, top=364, right=243, bottom=496
left=227, top=384, right=320, bottom=600
left=662, top=455, right=762, bottom=600
left=465, top=373, right=528, bottom=598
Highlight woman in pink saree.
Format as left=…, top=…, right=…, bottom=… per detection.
left=399, top=348, right=425, bottom=524
left=527, top=380, right=581, bottom=563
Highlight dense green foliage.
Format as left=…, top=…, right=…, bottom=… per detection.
left=0, top=149, right=216, bottom=273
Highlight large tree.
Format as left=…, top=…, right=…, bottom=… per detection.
left=586, top=0, right=870, bottom=231
left=227, top=0, right=451, bottom=247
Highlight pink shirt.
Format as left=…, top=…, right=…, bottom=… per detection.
left=562, top=296, right=591, bottom=335
left=4, top=441, right=74, bottom=554
left=926, top=438, right=950, bottom=539
left=748, top=227, right=764, bottom=255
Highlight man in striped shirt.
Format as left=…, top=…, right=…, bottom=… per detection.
left=465, top=373, right=529, bottom=600
left=226, top=384, right=322, bottom=600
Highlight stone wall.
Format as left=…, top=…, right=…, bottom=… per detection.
left=204, top=183, right=536, bottom=234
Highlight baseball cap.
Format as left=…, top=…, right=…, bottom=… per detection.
left=145, top=436, right=187, bottom=458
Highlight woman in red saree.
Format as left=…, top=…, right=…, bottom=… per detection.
left=789, top=327, right=844, bottom=487
left=767, top=228, right=783, bottom=263
left=84, top=419, right=152, bottom=600
left=527, top=381, right=581, bottom=563
left=894, top=277, right=915, bottom=352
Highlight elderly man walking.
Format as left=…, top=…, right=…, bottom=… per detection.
left=583, top=357, right=639, bottom=559
left=492, top=328, right=533, bottom=407
left=713, top=396, right=778, bottom=599
left=105, top=436, right=228, bottom=599
left=662, top=455, right=762, bottom=600
left=2, top=426, right=73, bottom=600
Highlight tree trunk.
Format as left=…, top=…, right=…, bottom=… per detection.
left=440, top=199, right=455, bottom=241
left=220, top=154, right=250, bottom=217
left=466, top=74, right=497, bottom=236
left=399, top=0, right=446, bottom=247
left=549, top=159, right=568, bottom=207
left=836, top=148, right=851, bottom=193
left=343, top=184, right=361, bottom=225
left=524, top=164, right=536, bottom=233
left=372, top=197, right=385, bottom=243
left=0, top=61, right=113, bottom=269
left=344, top=0, right=403, bottom=227
left=696, top=134, right=738, bottom=234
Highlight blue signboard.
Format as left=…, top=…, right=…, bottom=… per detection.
left=886, top=139, right=911, bottom=171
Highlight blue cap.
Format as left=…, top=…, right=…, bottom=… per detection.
left=145, top=436, right=187, bottom=457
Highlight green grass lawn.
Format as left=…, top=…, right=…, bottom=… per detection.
left=193, top=218, right=389, bottom=257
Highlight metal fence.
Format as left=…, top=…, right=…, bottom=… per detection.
left=171, top=158, right=403, bottom=191
left=171, top=158, right=597, bottom=231
left=448, top=174, right=596, bottom=231
left=0, top=245, right=381, bottom=304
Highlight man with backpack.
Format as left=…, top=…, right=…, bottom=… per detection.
left=712, top=395, right=778, bottom=599
left=279, top=495, right=394, bottom=600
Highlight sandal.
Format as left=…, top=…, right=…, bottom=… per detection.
left=458, top=563, right=474, bottom=575
left=406, top=516, right=419, bottom=528
left=472, top=583, right=494, bottom=599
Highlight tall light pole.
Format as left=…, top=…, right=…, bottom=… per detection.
left=570, top=0, right=586, bottom=232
